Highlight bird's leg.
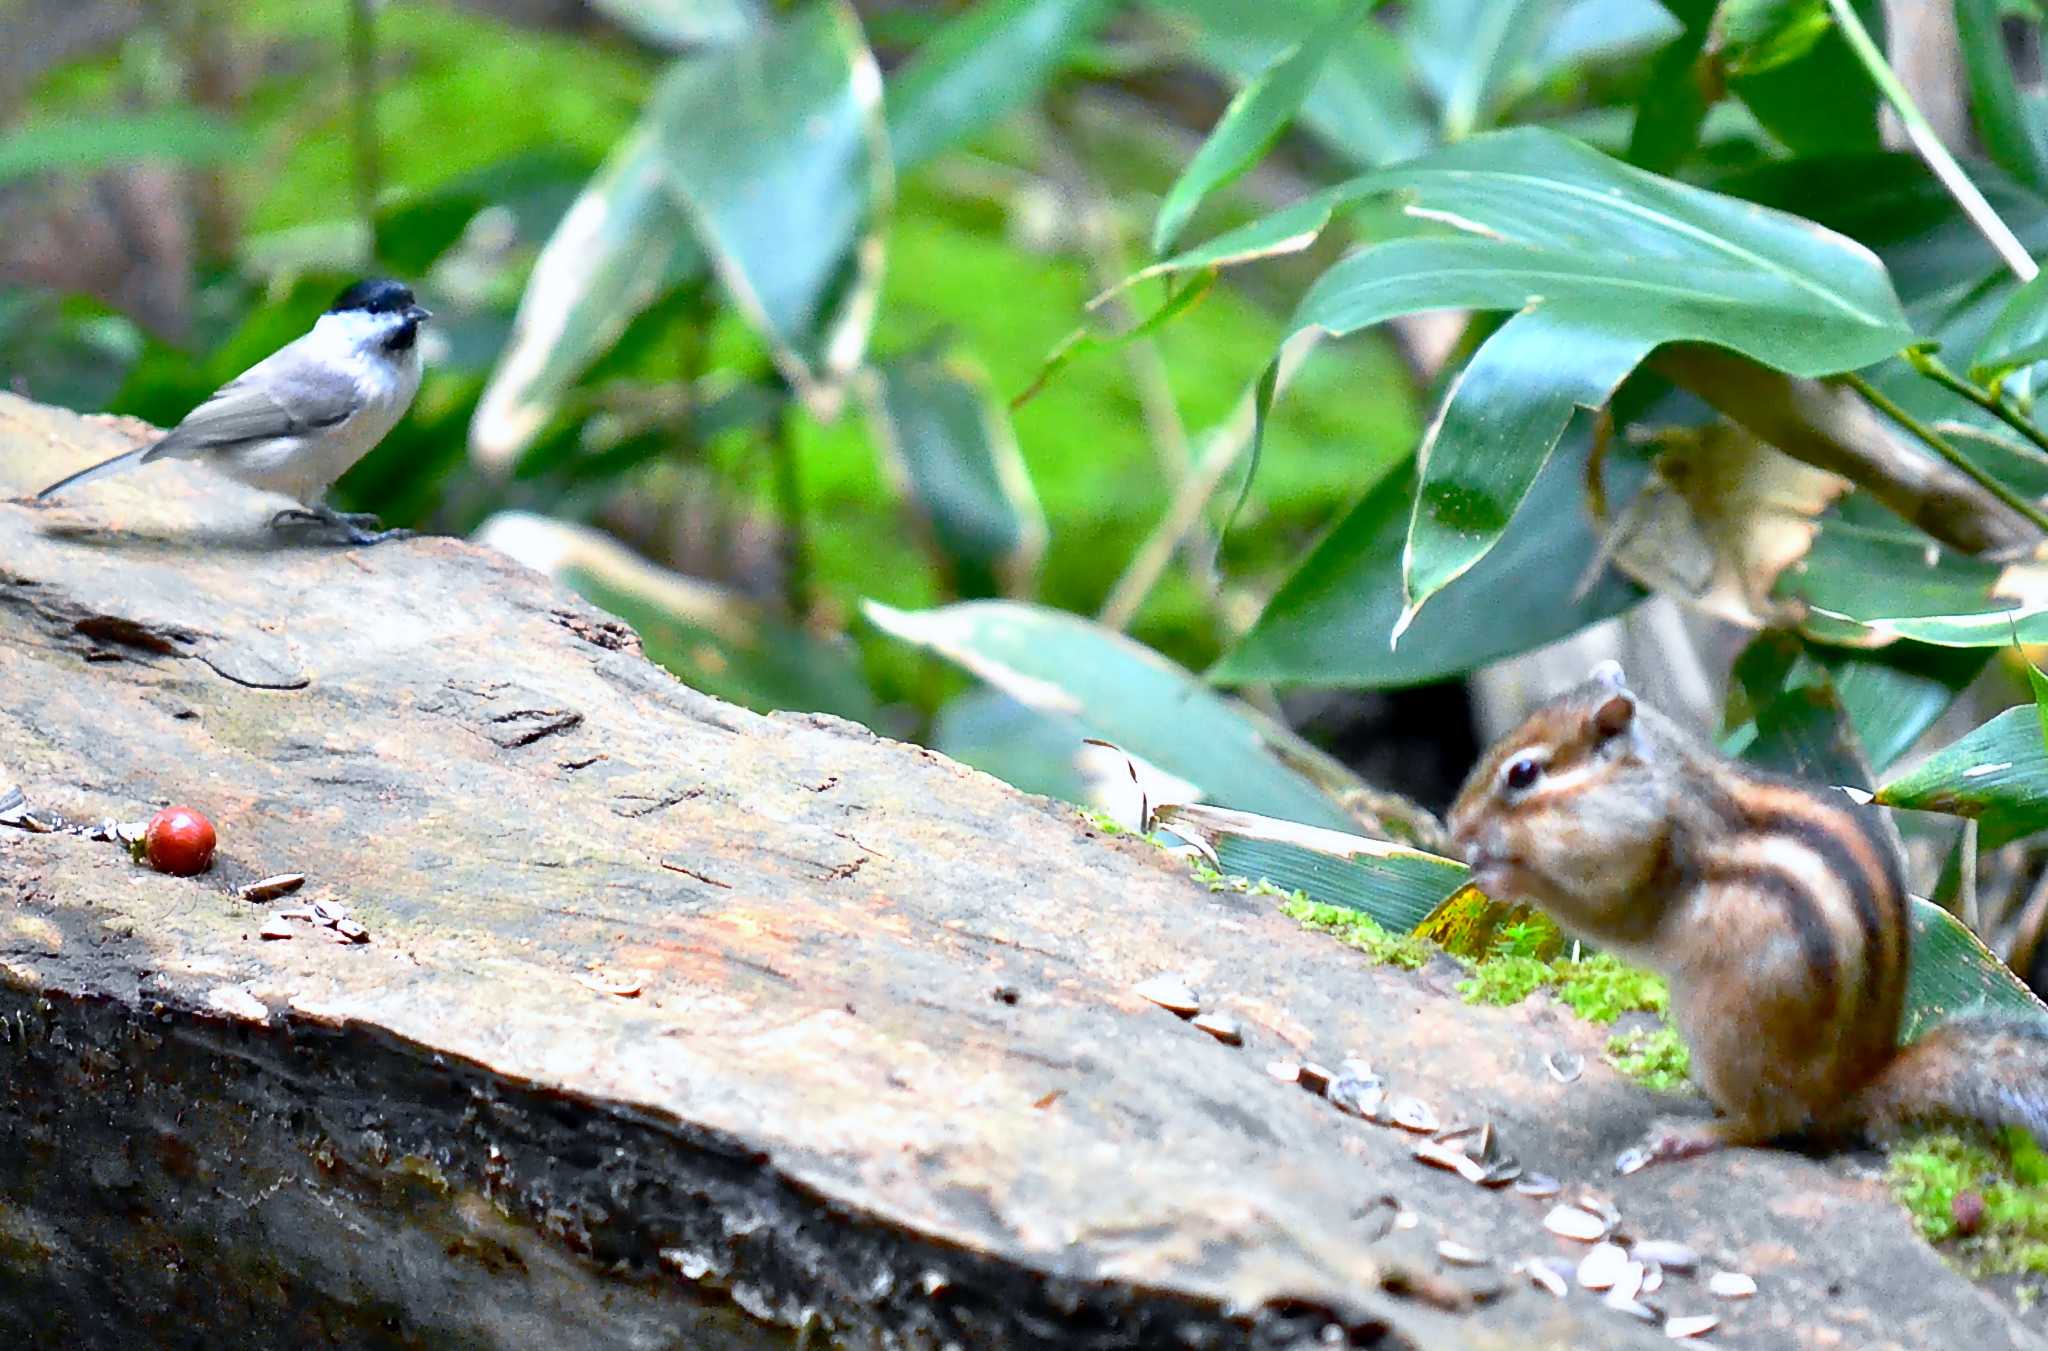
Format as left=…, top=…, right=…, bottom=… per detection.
left=268, top=504, right=412, bottom=546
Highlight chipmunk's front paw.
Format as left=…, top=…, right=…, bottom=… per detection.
left=1614, top=1118, right=1727, bottom=1174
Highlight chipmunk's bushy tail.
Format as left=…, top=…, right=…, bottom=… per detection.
left=1854, top=1014, right=2048, bottom=1140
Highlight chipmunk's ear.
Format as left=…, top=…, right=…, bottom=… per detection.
left=1592, top=689, right=1636, bottom=739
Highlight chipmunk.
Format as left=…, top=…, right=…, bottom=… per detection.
left=1448, top=660, right=2048, bottom=1167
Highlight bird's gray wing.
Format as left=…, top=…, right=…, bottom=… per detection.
left=143, top=345, right=361, bottom=461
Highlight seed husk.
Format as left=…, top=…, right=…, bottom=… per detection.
left=1521, top=1258, right=1570, bottom=1299
left=1298, top=1062, right=1335, bottom=1095
left=1576, top=1242, right=1630, bottom=1291
left=1542, top=1204, right=1609, bottom=1242
left=1133, top=975, right=1200, bottom=1017
left=241, top=873, right=306, bottom=903
left=1412, top=1139, right=1470, bottom=1174
left=1476, top=1159, right=1522, bottom=1187
left=1328, top=1074, right=1383, bottom=1118
left=1390, top=1096, right=1439, bottom=1133
left=1513, top=1172, right=1561, bottom=1199
left=1614, top=1144, right=1655, bottom=1176
left=1664, top=1314, right=1718, bottom=1339
left=1191, top=1012, right=1242, bottom=1045
left=1436, top=1240, right=1487, bottom=1267
left=1633, top=1241, right=1698, bottom=1274
left=1604, top=1293, right=1661, bottom=1324
left=1267, top=1061, right=1301, bottom=1085
left=1545, top=1050, right=1584, bottom=1083
left=1707, top=1271, right=1756, bottom=1299
left=259, top=917, right=295, bottom=940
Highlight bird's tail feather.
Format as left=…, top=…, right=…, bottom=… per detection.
left=35, top=446, right=150, bottom=500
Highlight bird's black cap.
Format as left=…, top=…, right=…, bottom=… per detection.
left=328, top=278, right=418, bottom=315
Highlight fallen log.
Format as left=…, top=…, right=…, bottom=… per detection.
left=0, top=393, right=2036, bottom=1349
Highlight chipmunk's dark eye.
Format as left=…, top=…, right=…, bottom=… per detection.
left=1504, top=757, right=1542, bottom=792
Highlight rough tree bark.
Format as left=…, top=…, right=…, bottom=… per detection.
left=0, top=393, right=2037, bottom=1349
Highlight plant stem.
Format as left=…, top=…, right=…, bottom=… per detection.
left=1904, top=347, right=2048, bottom=466
left=772, top=403, right=812, bottom=617
left=1824, top=0, right=2037, bottom=282
left=348, top=0, right=381, bottom=262
left=1842, top=369, right=2048, bottom=534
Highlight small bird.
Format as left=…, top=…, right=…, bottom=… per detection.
left=36, top=278, right=432, bottom=545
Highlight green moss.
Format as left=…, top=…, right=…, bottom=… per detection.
left=1553, top=954, right=1668, bottom=1023
left=1604, top=1025, right=1691, bottom=1092
left=1279, top=897, right=1433, bottom=970
left=1888, top=1130, right=2048, bottom=1279
left=1456, top=955, right=1553, bottom=1006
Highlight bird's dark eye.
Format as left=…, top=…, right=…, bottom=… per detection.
left=1504, top=757, right=1542, bottom=792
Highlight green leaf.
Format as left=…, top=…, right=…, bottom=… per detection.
left=471, top=124, right=699, bottom=468
left=1397, top=304, right=1653, bottom=630
left=1877, top=707, right=2048, bottom=846
left=861, top=600, right=1362, bottom=831
left=862, top=354, right=1045, bottom=596
left=1726, top=630, right=1875, bottom=789
left=1151, top=804, right=2043, bottom=1039
left=1151, top=0, right=1374, bottom=256
left=2025, top=647, right=2048, bottom=754
left=1725, top=0, right=1884, bottom=154
left=1970, top=272, right=2048, bottom=389
left=0, top=111, right=250, bottom=182
left=1716, top=0, right=1832, bottom=75
left=1152, top=803, right=1470, bottom=934
left=648, top=0, right=891, bottom=403
left=473, top=514, right=882, bottom=723
left=1904, top=897, right=2048, bottom=1040
left=1958, top=0, right=2048, bottom=193
left=1214, top=417, right=1642, bottom=688
left=1402, top=0, right=1553, bottom=139
left=1172, top=128, right=1912, bottom=625
left=1783, top=505, right=2048, bottom=648
left=931, top=688, right=1097, bottom=808
left=1148, top=0, right=1431, bottom=168
left=1625, top=0, right=1715, bottom=174
left=586, top=0, right=762, bottom=47
left=1814, top=642, right=1993, bottom=772
left=885, top=0, right=1115, bottom=173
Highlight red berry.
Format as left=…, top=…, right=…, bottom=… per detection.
left=144, top=806, right=216, bottom=876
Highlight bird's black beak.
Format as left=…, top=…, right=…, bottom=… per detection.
left=407, top=305, right=433, bottom=323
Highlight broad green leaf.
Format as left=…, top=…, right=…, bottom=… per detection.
left=1877, top=706, right=2048, bottom=846
left=1726, top=630, right=1875, bottom=789
left=1958, top=0, right=2048, bottom=194
left=1783, top=503, right=2048, bottom=648
left=1133, top=128, right=1910, bottom=621
left=1397, top=304, right=1653, bottom=629
left=474, top=513, right=881, bottom=724
left=1626, top=0, right=1714, bottom=173
left=1147, top=0, right=1431, bottom=168
left=2026, top=649, right=2048, bottom=754
left=861, top=600, right=1361, bottom=831
left=1715, top=0, right=1831, bottom=75
left=587, top=0, right=762, bottom=47
left=1970, top=272, right=2048, bottom=389
left=1152, top=803, right=1469, bottom=934
left=470, top=124, right=700, bottom=469
left=1903, top=898, right=2048, bottom=1040
left=1214, top=417, right=1642, bottom=688
left=0, top=111, right=249, bottom=182
left=1725, top=0, right=1884, bottom=154
left=1151, top=0, right=1374, bottom=256
left=648, top=0, right=891, bottom=405
left=1402, top=0, right=1552, bottom=140
left=885, top=0, right=1115, bottom=173
left=931, top=688, right=1096, bottom=808
left=1152, top=804, right=2042, bottom=1036
left=1815, top=642, right=1993, bottom=772
left=862, top=354, right=1045, bottom=597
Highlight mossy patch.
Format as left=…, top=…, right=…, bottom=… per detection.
left=1889, top=1129, right=2048, bottom=1282
left=1604, top=1024, right=1691, bottom=1092
left=1456, top=948, right=1667, bottom=1023
left=1278, top=896, right=1433, bottom=970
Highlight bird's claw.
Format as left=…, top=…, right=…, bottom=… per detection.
left=268, top=506, right=412, bottom=547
